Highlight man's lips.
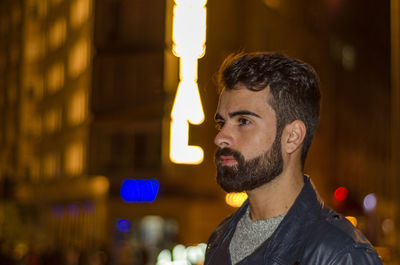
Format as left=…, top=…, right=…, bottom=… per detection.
left=218, top=155, right=237, bottom=166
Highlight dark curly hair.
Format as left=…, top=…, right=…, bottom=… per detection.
left=217, top=52, right=321, bottom=166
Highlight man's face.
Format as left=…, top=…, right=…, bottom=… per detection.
left=214, top=85, right=283, bottom=192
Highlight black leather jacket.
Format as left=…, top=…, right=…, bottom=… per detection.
left=205, top=177, right=382, bottom=265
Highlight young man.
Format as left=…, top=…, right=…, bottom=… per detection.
left=205, top=52, right=382, bottom=265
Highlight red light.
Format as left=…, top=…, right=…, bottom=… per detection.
left=334, top=187, right=348, bottom=202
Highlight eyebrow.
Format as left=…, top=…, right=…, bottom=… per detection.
left=214, top=110, right=261, bottom=120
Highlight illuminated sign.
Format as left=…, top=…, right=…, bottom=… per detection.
left=169, top=0, right=207, bottom=165
left=120, top=179, right=159, bottom=203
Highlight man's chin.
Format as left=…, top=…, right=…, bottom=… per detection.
left=218, top=183, right=244, bottom=193
left=216, top=175, right=245, bottom=193
left=217, top=172, right=281, bottom=193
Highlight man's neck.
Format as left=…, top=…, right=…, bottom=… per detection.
left=246, top=169, right=304, bottom=221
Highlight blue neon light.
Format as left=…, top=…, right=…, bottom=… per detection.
left=117, top=219, right=131, bottom=232
left=120, top=178, right=159, bottom=203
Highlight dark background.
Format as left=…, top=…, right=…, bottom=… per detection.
left=0, top=0, right=398, bottom=264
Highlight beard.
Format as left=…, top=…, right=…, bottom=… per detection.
left=215, top=136, right=283, bottom=193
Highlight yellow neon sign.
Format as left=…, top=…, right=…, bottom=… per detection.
left=170, top=0, right=207, bottom=164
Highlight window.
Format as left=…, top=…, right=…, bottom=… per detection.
left=70, top=0, right=90, bottom=29
left=64, top=141, right=84, bottom=177
left=68, top=38, right=89, bottom=79
left=25, top=34, right=41, bottom=62
left=33, top=75, right=44, bottom=100
left=49, top=18, right=66, bottom=50
left=44, top=107, right=62, bottom=134
left=67, top=89, right=87, bottom=126
left=47, top=62, right=64, bottom=93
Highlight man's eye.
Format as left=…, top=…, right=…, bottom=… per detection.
left=238, top=118, right=250, bottom=126
left=215, top=121, right=224, bottom=130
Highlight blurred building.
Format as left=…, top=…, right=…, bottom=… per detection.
left=0, top=0, right=232, bottom=262
left=0, top=0, right=397, bottom=264
left=0, top=0, right=109, bottom=257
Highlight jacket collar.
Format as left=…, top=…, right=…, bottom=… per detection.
left=261, top=175, right=325, bottom=264
left=213, top=176, right=325, bottom=265
left=234, top=175, right=323, bottom=228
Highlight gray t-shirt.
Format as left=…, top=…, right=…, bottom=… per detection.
left=229, top=207, right=285, bottom=265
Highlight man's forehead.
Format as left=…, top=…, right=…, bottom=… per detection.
left=218, top=86, right=271, bottom=105
left=216, top=86, right=274, bottom=117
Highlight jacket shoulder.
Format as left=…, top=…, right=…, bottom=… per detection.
left=205, top=212, right=235, bottom=253
left=303, top=208, right=382, bottom=264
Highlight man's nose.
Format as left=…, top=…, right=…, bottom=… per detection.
left=214, top=126, right=233, bottom=148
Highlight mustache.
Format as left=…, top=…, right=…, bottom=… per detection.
left=215, top=148, right=243, bottom=162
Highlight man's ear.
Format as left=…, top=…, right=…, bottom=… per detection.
left=283, top=120, right=306, bottom=154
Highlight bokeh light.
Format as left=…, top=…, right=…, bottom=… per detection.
left=156, top=243, right=206, bottom=265
left=345, top=216, right=358, bottom=227
left=382, top=218, right=394, bottom=234
left=334, top=186, right=348, bottom=202
left=226, top=192, right=248, bottom=207
left=117, top=219, right=131, bottom=232
left=363, top=193, right=377, bottom=212
left=172, top=244, right=187, bottom=261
